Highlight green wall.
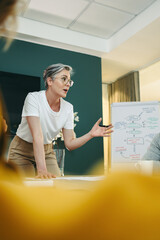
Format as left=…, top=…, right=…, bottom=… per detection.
left=0, top=38, right=103, bottom=175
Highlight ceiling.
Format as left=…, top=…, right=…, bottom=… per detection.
left=15, top=0, right=160, bottom=83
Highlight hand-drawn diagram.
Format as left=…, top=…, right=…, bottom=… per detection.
left=111, top=102, right=160, bottom=162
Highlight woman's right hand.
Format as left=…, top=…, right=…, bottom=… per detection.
left=26, top=116, right=56, bottom=179
left=36, top=170, right=56, bottom=179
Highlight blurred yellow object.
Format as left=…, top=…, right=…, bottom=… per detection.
left=0, top=169, right=160, bottom=240
left=0, top=0, right=28, bottom=50
left=2, top=118, right=8, bottom=132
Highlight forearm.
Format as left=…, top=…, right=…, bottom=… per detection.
left=26, top=116, right=56, bottom=178
left=65, top=131, right=93, bottom=151
left=33, top=138, right=47, bottom=172
left=63, top=118, right=113, bottom=151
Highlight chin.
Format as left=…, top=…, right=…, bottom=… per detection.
left=61, top=93, right=67, bottom=98
left=63, top=92, right=68, bottom=97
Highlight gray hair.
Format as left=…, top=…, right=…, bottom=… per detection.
left=43, top=63, right=73, bottom=89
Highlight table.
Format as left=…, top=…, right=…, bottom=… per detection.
left=24, top=175, right=105, bottom=190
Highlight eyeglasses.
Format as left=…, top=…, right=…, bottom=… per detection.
left=54, top=76, right=74, bottom=87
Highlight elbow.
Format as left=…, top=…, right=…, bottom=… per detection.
left=65, top=145, right=74, bottom=151
left=64, top=137, right=76, bottom=151
left=65, top=142, right=75, bottom=151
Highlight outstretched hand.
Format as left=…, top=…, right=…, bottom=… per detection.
left=89, top=118, right=113, bottom=138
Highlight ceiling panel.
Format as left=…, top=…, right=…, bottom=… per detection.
left=95, top=0, right=156, bottom=14
left=70, top=2, right=134, bottom=38
left=23, top=0, right=89, bottom=27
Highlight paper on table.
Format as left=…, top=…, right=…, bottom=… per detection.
left=25, top=176, right=105, bottom=182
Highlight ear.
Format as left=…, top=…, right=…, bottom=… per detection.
left=47, top=77, right=53, bottom=87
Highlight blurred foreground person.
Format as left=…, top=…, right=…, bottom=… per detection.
left=0, top=0, right=27, bottom=179
left=0, top=96, right=21, bottom=180
left=0, top=0, right=27, bottom=49
left=0, top=116, right=8, bottom=133
left=142, top=133, right=160, bottom=161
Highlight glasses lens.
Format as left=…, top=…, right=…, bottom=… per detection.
left=70, top=80, right=74, bottom=87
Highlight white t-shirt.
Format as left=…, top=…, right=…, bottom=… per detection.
left=16, top=90, right=74, bottom=144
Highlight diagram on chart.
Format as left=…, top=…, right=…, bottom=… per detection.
left=111, top=102, right=160, bottom=162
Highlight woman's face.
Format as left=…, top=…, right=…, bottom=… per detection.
left=48, top=69, right=71, bottom=98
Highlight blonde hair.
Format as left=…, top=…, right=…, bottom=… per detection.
left=0, top=0, right=27, bottom=50
left=0, top=95, right=7, bottom=159
left=0, top=93, right=21, bottom=177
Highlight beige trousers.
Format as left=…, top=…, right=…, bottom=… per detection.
left=8, top=136, right=60, bottom=177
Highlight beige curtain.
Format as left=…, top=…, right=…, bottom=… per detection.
left=106, top=71, right=140, bottom=171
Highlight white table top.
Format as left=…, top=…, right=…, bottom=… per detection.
left=24, top=175, right=105, bottom=188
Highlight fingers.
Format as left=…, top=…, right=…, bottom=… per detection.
left=96, top=117, right=102, bottom=125
left=106, top=124, right=113, bottom=130
left=100, top=124, right=114, bottom=137
left=35, top=172, right=56, bottom=179
left=96, top=118, right=113, bottom=129
left=100, top=124, right=113, bottom=131
left=52, top=174, right=56, bottom=178
left=103, top=129, right=114, bottom=137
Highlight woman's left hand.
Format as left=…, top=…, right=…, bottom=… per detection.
left=89, top=118, right=113, bottom=138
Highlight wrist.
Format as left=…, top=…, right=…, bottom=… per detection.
left=37, top=166, right=47, bottom=173
left=88, top=131, right=94, bottom=139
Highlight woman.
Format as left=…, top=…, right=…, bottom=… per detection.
left=8, top=63, right=113, bottom=178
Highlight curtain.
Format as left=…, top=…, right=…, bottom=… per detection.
left=106, top=71, right=140, bottom=171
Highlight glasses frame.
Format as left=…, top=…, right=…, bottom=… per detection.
left=52, top=76, right=74, bottom=87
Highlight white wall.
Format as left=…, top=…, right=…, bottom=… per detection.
left=140, top=60, right=160, bottom=101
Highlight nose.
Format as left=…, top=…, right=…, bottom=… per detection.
left=66, top=80, right=71, bottom=86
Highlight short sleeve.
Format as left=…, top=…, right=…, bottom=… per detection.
left=63, top=105, right=74, bottom=129
left=22, top=93, right=39, bottom=117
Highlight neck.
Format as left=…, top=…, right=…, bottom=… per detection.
left=45, top=90, right=60, bottom=112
